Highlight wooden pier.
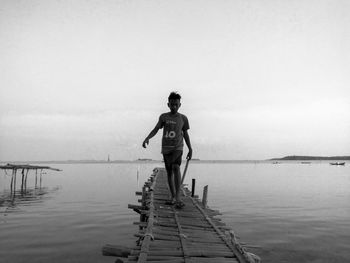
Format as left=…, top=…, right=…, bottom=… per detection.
left=103, top=168, right=260, bottom=263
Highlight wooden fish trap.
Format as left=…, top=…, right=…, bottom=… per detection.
left=103, top=168, right=260, bottom=263
left=0, top=163, right=62, bottom=192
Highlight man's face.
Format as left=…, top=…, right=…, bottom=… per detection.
left=168, top=99, right=181, bottom=114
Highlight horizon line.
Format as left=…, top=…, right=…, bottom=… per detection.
left=1, top=155, right=349, bottom=164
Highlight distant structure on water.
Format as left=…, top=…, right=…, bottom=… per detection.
left=137, top=158, right=152, bottom=161
left=107, top=154, right=110, bottom=162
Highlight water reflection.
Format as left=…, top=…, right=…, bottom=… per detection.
left=0, top=171, right=60, bottom=214
left=7, top=168, right=45, bottom=193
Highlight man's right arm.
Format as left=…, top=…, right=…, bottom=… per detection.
left=142, top=126, right=160, bottom=148
left=142, top=116, right=163, bottom=148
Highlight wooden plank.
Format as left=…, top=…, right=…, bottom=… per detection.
left=185, top=190, right=252, bottom=263
left=104, top=168, right=259, bottom=263
left=136, top=173, right=157, bottom=263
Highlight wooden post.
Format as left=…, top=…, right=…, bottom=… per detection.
left=202, top=185, right=208, bottom=208
left=10, top=169, right=14, bottom=192
left=141, top=186, right=146, bottom=206
left=40, top=169, right=43, bottom=188
left=24, top=169, right=29, bottom=191
left=102, top=244, right=131, bottom=257
left=140, top=186, right=147, bottom=224
left=21, top=168, right=25, bottom=184
left=21, top=169, right=25, bottom=192
left=35, top=169, right=38, bottom=188
left=13, top=169, right=17, bottom=193
left=191, top=179, right=196, bottom=197
left=25, top=169, right=29, bottom=185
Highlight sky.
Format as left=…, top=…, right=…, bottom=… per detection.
left=0, top=0, right=349, bottom=161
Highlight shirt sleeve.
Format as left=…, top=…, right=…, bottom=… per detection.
left=182, top=115, right=190, bottom=131
left=155, top=114, right=164, bottom=129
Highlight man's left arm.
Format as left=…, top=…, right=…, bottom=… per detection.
left=183, top=130, right=192, bottom=160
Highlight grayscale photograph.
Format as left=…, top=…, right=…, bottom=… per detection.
left=1, top=1, right=349, bottom=262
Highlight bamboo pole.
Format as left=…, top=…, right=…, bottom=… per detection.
left=185, top=191, right=251, bottom=263
left=131, top=249, right=236, bottom=258
left=180, top=159, right=190, bottom=185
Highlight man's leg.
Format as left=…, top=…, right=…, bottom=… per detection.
left=172, top=150, right=183, bottom=202
left=164, top=153, right=175, bottom=201
left=166, top=168, right=175, bottom=200
left=172, top=164, right=181, bottom=202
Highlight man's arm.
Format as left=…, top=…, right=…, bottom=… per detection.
left=142, top=125, right=160, bottom=148
left=183, top=130, right=192, bottom=160
left=143, top=115, right=163, bottom=148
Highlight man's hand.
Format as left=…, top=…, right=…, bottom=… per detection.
left=186, top=149, right=192, bottom=160
left=142, top=138, right=149, bottom=148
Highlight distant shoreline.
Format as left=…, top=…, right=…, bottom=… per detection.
left=1, top=155, right=349, bottom=164
left=270, top=155, right=350, bottom=161
left=1, top=160, right=258, bottom=164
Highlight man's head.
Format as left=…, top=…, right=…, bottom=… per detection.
left=168, top=92, right=181, bottom=114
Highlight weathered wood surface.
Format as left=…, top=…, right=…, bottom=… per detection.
left=103, top=168, right=260, bottom=263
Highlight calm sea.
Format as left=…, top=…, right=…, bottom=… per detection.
left=0, top=161, right=349, bottom=263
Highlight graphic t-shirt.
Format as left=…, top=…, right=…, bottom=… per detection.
left=156, top=112, right=190, bottom=154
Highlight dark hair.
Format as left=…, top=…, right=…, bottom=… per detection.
left=168, top=92, right=181, bottom=101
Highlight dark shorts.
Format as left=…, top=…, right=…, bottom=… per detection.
left=163, top=150, right=183, bottom=171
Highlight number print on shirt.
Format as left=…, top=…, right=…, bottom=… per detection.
left=165, top=131, right=176, bottom=138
